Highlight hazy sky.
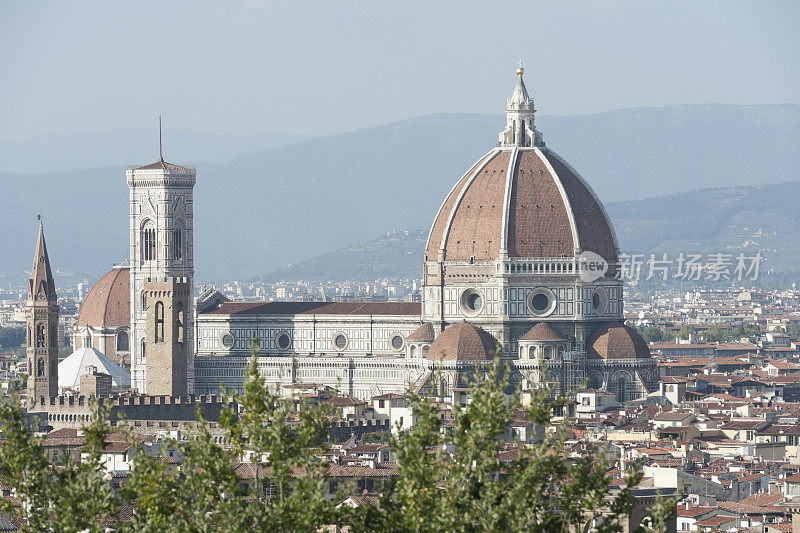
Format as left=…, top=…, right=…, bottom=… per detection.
left=2, top=0, right=798, bottom=141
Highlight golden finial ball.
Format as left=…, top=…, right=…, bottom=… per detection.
left=516, top=61, right=524, bottom=77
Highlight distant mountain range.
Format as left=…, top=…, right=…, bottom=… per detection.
left=1, top=104, right=799, bottom=287
left=264, top=181, right=800, bottom=283
left=0, top=129, right=314, bottom=173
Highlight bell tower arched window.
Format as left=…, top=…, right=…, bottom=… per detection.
left=37, top=358, right=44, bottom=377
left=155, top=301, right=164, bottom=343
left=142, top=222, right=156, bottom=261
left=173, top=221, right=184, bottom=260
left=618, top=378, right=627, bottom=403
left=35, top=324, right=45, bottom=348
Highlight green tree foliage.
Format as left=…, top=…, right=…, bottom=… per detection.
left=0, top=325, right=25, bottom=352
left=357, top=360, right=662, bottom=532
left=677, top=324, right=696, bottom=339
left=0, top=344, right=675, bottom=532
left=217, top=340, right=337, bottom=531
left=634, top=324, right=676, bottom=344
left=704, top=322, right=761, bottom=343
left=122, top=414, right=243, bottom=532
left=0, top=398, right=118, bottom=532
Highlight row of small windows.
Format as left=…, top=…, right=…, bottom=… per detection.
left=518, top=345, right=566, bottom=360
left=505, top=262, right=573, bottom=274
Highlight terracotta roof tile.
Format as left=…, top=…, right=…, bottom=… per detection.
left=201, top=301, right=421, bottom=316
left=587, top=322, right=652, bottom=360
left=519, top=322, right=567, bottom=342
left=406, top=322, right=435, bottom=342
left=133, top=158, right=192, bottom=171
left=77, top=267, right=130, bottom=328
left=541, top=149, right=618, bottom=263
left=427, top=322, right=497, bottom=362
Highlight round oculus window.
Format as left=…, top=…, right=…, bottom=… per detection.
left=527, top=288, right=557, bottom=317
left=460, top=288, right=484, bottom=315
left=334, top=334, right=347, bottom=350
left=592, top=287, right=608, bottom=314
left=532, top=293, right=549, bottom=311
left=276, top=332, right=291, bottom=351
left=391, top=335, right=404, bottom=350
left=221, top=333, right=234, bottom=349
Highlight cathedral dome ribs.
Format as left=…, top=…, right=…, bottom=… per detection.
left=77, top=267, right=131, bottom=329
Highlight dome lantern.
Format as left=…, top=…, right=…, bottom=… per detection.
left=499, top=61, right=542, bottom=148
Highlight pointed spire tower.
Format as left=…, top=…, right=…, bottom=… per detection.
left=26, top=218, right=60, bottom=404
left=499, top=60, right=543, bottom=147
left=29, top=219, right=57, bottom=302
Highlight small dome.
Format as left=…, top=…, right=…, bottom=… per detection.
left=58, top=346, right=131, bottom=389
left=587, top=322, right=651, bottom=360
left=77, top=267, right=130, bottom=328
left=427, top=323, right=497, bottom=362
left=520, top=323, right=567, bottom=342
left=407, top=323, right=435, bottom=343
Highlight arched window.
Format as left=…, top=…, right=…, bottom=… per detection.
left=177, top=303, right=185, bottom=344
left=544, top=346, right=553, bottom=360
left=35, top=324, right=45, bottom=348
left=618, top=378, right=627, bottom=403
left=142, top=222, right=156, bottom=261
left=173, top=221, right=184, bottom=260
left=116, top=331, right=129, bottom=352
left=37, top=358, right=44, bottom=377
left=141, top=338, right=146, bottom=358
left=155, top=302, right=164, bottom=343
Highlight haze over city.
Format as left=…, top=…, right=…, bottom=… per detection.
left=2, top=3, right=800, bottom=531
left=2, top=0, right=799, bottom=142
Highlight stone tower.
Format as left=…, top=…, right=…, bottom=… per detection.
left=127, top=130, right=196, bottom=394
left=26, top=221, right=59, bottom=404
left=143, top=277, right=190, bottom=396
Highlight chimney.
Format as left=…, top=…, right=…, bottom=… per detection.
left=685, top=500, right=692, bottom=510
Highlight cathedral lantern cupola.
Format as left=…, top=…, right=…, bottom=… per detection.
left=499, top=61, right=543, bottom=148
left=26, top=219, right=60, bottom=404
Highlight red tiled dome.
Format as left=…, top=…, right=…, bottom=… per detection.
left=586, top=322, right=651, bottom=360
left=425, top=147, right=618, bottom=263
left=520, top=323, right=567, bottom=342
left=407, top=322, right=435, bottom=342
left=77, top=267, right=130, bottom=328
left=427, top=322, right=497, bottom=362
